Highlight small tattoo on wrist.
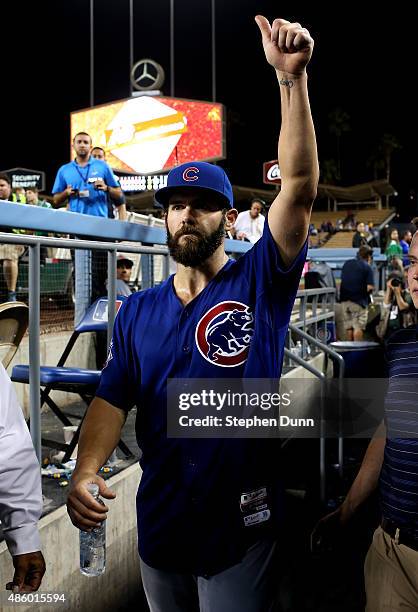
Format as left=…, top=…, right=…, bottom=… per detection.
left=279, top=78, right=294, bottom=88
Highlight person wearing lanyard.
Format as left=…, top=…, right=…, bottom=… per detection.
left=52, top=132, right=122, bottom=217
left=52, top=132, right=124, bottom=303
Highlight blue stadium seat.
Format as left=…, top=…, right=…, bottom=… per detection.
left=12, top=365, right=101, bottom=386
left=11, top=297, right=133, bottom=462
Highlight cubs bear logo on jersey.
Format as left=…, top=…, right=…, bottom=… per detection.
left=195, top=301, right=254, bottom=367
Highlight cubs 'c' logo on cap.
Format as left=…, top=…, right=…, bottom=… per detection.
left=195, top=301, right=254, bottom=367
left=182, top=167, right=200, bottom=182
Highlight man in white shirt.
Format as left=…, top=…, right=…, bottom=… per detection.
left=231, top=199, right=266, bottom=244
left=0, top=363, right=45, bottom=591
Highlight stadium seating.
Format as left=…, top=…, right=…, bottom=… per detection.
left=11, top=297, right=133, bottom=462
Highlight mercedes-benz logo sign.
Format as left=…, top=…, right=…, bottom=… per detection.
left=130, top=59, right=165, bottom=92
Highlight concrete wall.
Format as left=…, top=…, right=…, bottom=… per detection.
left=7, top=331, right=96, bottom=419
left=0, top=463, right=142, bottom=612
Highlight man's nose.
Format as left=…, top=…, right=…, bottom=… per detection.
left=181, top=205, right=197, bottom=222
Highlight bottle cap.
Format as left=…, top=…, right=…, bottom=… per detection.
left=87, top=483, right=100, bottom=498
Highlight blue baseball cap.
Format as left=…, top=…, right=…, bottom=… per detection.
left=155, top=162, right=233, bottom=208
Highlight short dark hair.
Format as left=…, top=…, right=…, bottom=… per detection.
left=401, top=229, right=412, bottom=239
left=116, top=257, right=133, bottom=268
left=26, top=185, right=38, bottom=193
left=358, top=245, right=373, bottom=260
left=92, top=146, right=105, bottom=154
left=251, top=198, right=265, bottom=210
left=73, top=131, right=92, bottom=144
left=0, top=173, right=11, bottom=185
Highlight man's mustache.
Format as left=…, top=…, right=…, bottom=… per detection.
left=174, top=225, right=203, bottom=239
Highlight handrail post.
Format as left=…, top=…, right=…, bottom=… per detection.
left=29, top=243, right=41, bottom=463
left=107, top=249, right=117, bottom=348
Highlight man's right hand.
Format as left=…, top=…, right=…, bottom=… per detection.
left=65, top=185, right=74, bottom=197
left=311, top=505, right=352, bottom=553
left=6, top=551, right=46, bottom=592
left=67, top=473, right=116, bottom=531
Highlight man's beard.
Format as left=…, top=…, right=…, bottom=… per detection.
left=167, top=215, right=226, bottom=267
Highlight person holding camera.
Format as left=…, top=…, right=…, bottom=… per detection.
left=52, top=132, right=122, bottom=217
left=376, top=270, right=415, bottom=340
left=52, top=132, right=124, bottom=303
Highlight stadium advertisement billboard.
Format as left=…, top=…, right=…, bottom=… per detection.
left=71, top=96, right=225, bottom=175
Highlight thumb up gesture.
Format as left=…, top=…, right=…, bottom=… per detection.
left=255, top=16, right=314, bottom=77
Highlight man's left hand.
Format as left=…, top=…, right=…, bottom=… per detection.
left=94, top=179, right=108, bottom=192
left=6, top=551, right=46, bottom=592
left=255, top=16, right=314, bottom=76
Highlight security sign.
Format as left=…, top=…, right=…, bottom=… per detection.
left=263, top=160, right=281, bottom=185
left=2, top=167, right=46, bottom=191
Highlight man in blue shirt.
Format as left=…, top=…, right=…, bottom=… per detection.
left=313, top=229, right=418, bottom=611
left=52, top=132, right=122, bottom=217
left=52, top=132, right=124, bottom=301
left=67, top=15, right=318, bottom=611
left=339, top=245, right=375, bottom=341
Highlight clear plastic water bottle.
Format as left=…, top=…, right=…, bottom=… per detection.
left=80, top=483, right=106, bottom=576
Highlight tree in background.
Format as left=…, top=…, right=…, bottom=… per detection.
left=367, top=133, right=402, bottom=183
left=328, top=108, right=351, bottom=181
left=321, top=158, right=340, bottom=184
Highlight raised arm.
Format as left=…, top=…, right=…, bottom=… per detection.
left=255, top=16, right=319, bottom=267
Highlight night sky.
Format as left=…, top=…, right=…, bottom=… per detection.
left=1, top=1, right=416, bottom=218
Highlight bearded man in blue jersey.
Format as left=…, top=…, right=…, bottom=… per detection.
left=67, top=15, right=318, bottom=611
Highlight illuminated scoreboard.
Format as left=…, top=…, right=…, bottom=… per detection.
left=71, top=96, right=225, bottom=175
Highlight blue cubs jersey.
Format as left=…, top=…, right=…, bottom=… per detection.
left=97, top=220, right=307, bottom=574
left=52, top=158, right=119, bottom=217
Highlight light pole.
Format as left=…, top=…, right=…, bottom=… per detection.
left=129, top=0, right=134, bottom=96
left=170, top=0, right=175, bottom=97
left=211, top=0, right=216, bottom=102
left=90, top=0, right=94, bottom=107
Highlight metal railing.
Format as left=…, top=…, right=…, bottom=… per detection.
left=283, top=287, right=346, bottom=502
left=286, top=287, right=336, bottom=362
left=286, top=325, right=345, bottom=503
left=0, top=231, right=168, bottom=461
